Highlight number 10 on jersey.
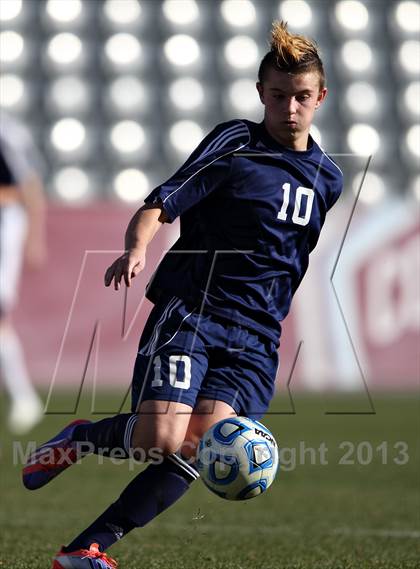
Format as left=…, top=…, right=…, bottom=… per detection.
left=277, top=183, right=314, bottom=226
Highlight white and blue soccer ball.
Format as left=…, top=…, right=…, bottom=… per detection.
left=197, top=416, right=279, bottom=501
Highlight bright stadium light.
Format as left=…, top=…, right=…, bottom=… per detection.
left=103, top=0, right=142, bottom=25
left=310, top=124, right=322, bottom=145
left=169, top=120, right=203, bottom=153
left=105, top=33, right=142, bottom=66
left=162, top=0, right=199, bottom=25
left=114, top=169, right=149, bottom=202
left=0, top=0, right=22, bottom=22
left=341, top=40, right=372, bottom=72
left=169, top=77, right=204, bottom=110
left=164, top=34, right=200, bottom=66
left=47, top=33, right=82, bottom=65
left=0, top=74, right=24, bottom=108
left=345, top=82, right=378, bottom=115
left=0, top=31, right=24, bottom=63
left=399, top=40, right=420, bottom=74
left=54, top=167, right=90, bottom=202
left=280, top=0, right=312, bottom=28
left=347, top=124, right=380, bottom=155
left=228, top=78, right=259, bottom=112
left=335, top=1, right=369, bottom=31
left=110, top=121, right=145, bottom=153
left=406, top=124, right=420, bottom=158
left=404, top=81, right=420, bottom=115
left=51, top=118, right=86, bottom=152
left=49, top=76, right=90, bottom=113
left=224, top=36, right=259, bottom=69
left=109, top=76, right=146, bottom=112
left=395, top=1, right=420, bottom=33
left=352, top=171, right=386, bottom=204
left=220, top=0, right=257, bottom=28
left=46, top=0, right=82, bottom=23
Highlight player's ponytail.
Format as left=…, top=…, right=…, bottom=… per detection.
left=258, top=21, right=325, bottom=89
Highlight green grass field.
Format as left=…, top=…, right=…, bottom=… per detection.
left=1, top=392, right=419, bottom=569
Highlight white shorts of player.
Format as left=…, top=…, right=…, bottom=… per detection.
left=0, top=203, right=27, bottom=313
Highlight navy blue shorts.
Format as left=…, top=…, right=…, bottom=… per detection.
left=131, top=296, right=279, bottom=420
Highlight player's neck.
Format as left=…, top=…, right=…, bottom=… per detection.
left=263, top=121, right=310, bottom=152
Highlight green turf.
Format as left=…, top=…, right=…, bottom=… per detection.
left=1, top=392, right=419, bottom=569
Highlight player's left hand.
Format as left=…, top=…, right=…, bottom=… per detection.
left=104, top=248, right=146, bottom=290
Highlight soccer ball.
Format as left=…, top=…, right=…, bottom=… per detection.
left=197, top=416, right=279, bottom=501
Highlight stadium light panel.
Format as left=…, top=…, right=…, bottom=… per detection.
left=114, top=169, right=150, bottom=202
left=220, top=0, right=257, bottom=28
left=279, top=0, right=312, bottom=29
left=47, top=33, right=82, bottom=65
left=395, top=1, right=420, bottom=33
left=405, top=124, right=420, bottom=158
left=46, top=0, right=82, bottom=24
left=54, top=167, right=91, bottom=202
left=341, top=40, right=372, bottom=72
left=224, top=36, right=259, bottom=69
left=399, top=40, right=420, bottom=74
left=335, top=0, right=369, bottom=31
left=105, top=33, right=142, bottom=66
left=169, top=77, right=204, bottom=110
left=404, top=81, right=420, bottom=116
left=162, top=0, right=199, bottom=25
left=345, top=82, right=378, bottom=115
left=352, top=171, right=386, bottom=204
left=0, top=31, right=24, bottom=63
left=49, top=76, right=90, bottom=113
left=103, top=0, right=142, bottom=25
left=51, top=118, right=86, bottom=152
left=228, top=78, right=259, bottom=112
left=108, top=76, right=147, bottom=113
left=0, top=0, right=22, bottom=22
left=110, top=120, right=145, bottom=153
left=0, top=74, right=24, bottom=108
left=169, top=120, right=203, bottom=154
left=164, top=34, right=200, bottom=66
left=347, top=123, right=380, bottom=155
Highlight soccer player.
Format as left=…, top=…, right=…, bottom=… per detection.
left=23, top=22, right=343, bottom=569
left=0, top=112, right=47, bottom=434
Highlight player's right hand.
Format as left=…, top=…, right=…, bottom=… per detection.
left=104, top=248, right=146, bottom=290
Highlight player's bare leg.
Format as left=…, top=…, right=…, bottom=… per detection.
left=0, top=315, right=43, bottom=434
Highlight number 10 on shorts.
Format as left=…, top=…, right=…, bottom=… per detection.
left=151, top=355, right=192, bottom=389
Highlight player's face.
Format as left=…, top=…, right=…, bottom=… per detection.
left=256, top=68, right=327, bottom=150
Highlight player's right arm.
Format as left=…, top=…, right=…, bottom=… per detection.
left=104, top=204, right=169, bottom=290
left=105, top=120, right=250, bottom=291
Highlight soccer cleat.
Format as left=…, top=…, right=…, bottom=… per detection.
left=52, top=543, right=118, bottom=569
left=22, top=419, right=91, bottom=490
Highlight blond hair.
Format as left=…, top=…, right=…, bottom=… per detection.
left=258, top=21, right=325, bottom=88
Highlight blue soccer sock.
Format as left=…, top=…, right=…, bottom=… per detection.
left=72, top=413, right=138, bottom=458
left=64, top=454, right=199, bottom=552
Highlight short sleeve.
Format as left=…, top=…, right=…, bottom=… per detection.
left=144, top=120, right=250, bottom=222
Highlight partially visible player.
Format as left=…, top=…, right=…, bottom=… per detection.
left=0, top=112, right=47, bottom=434
left=23, top=22, right=343, bottom=568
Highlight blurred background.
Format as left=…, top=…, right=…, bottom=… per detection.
left=0, top=0, right=418, bottom=408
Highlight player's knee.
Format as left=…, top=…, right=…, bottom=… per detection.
left=131, top=425, right=183, bottom=461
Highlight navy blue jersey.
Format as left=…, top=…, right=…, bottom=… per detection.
left=144, top=119, right=343, bottom=345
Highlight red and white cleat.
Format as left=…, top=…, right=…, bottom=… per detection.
left=52, top=542, right=118, bottom=569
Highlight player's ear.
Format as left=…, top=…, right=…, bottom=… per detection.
left=256, top=82, right=265, bottom=105
left=315, top=87, right=327, bottom=109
